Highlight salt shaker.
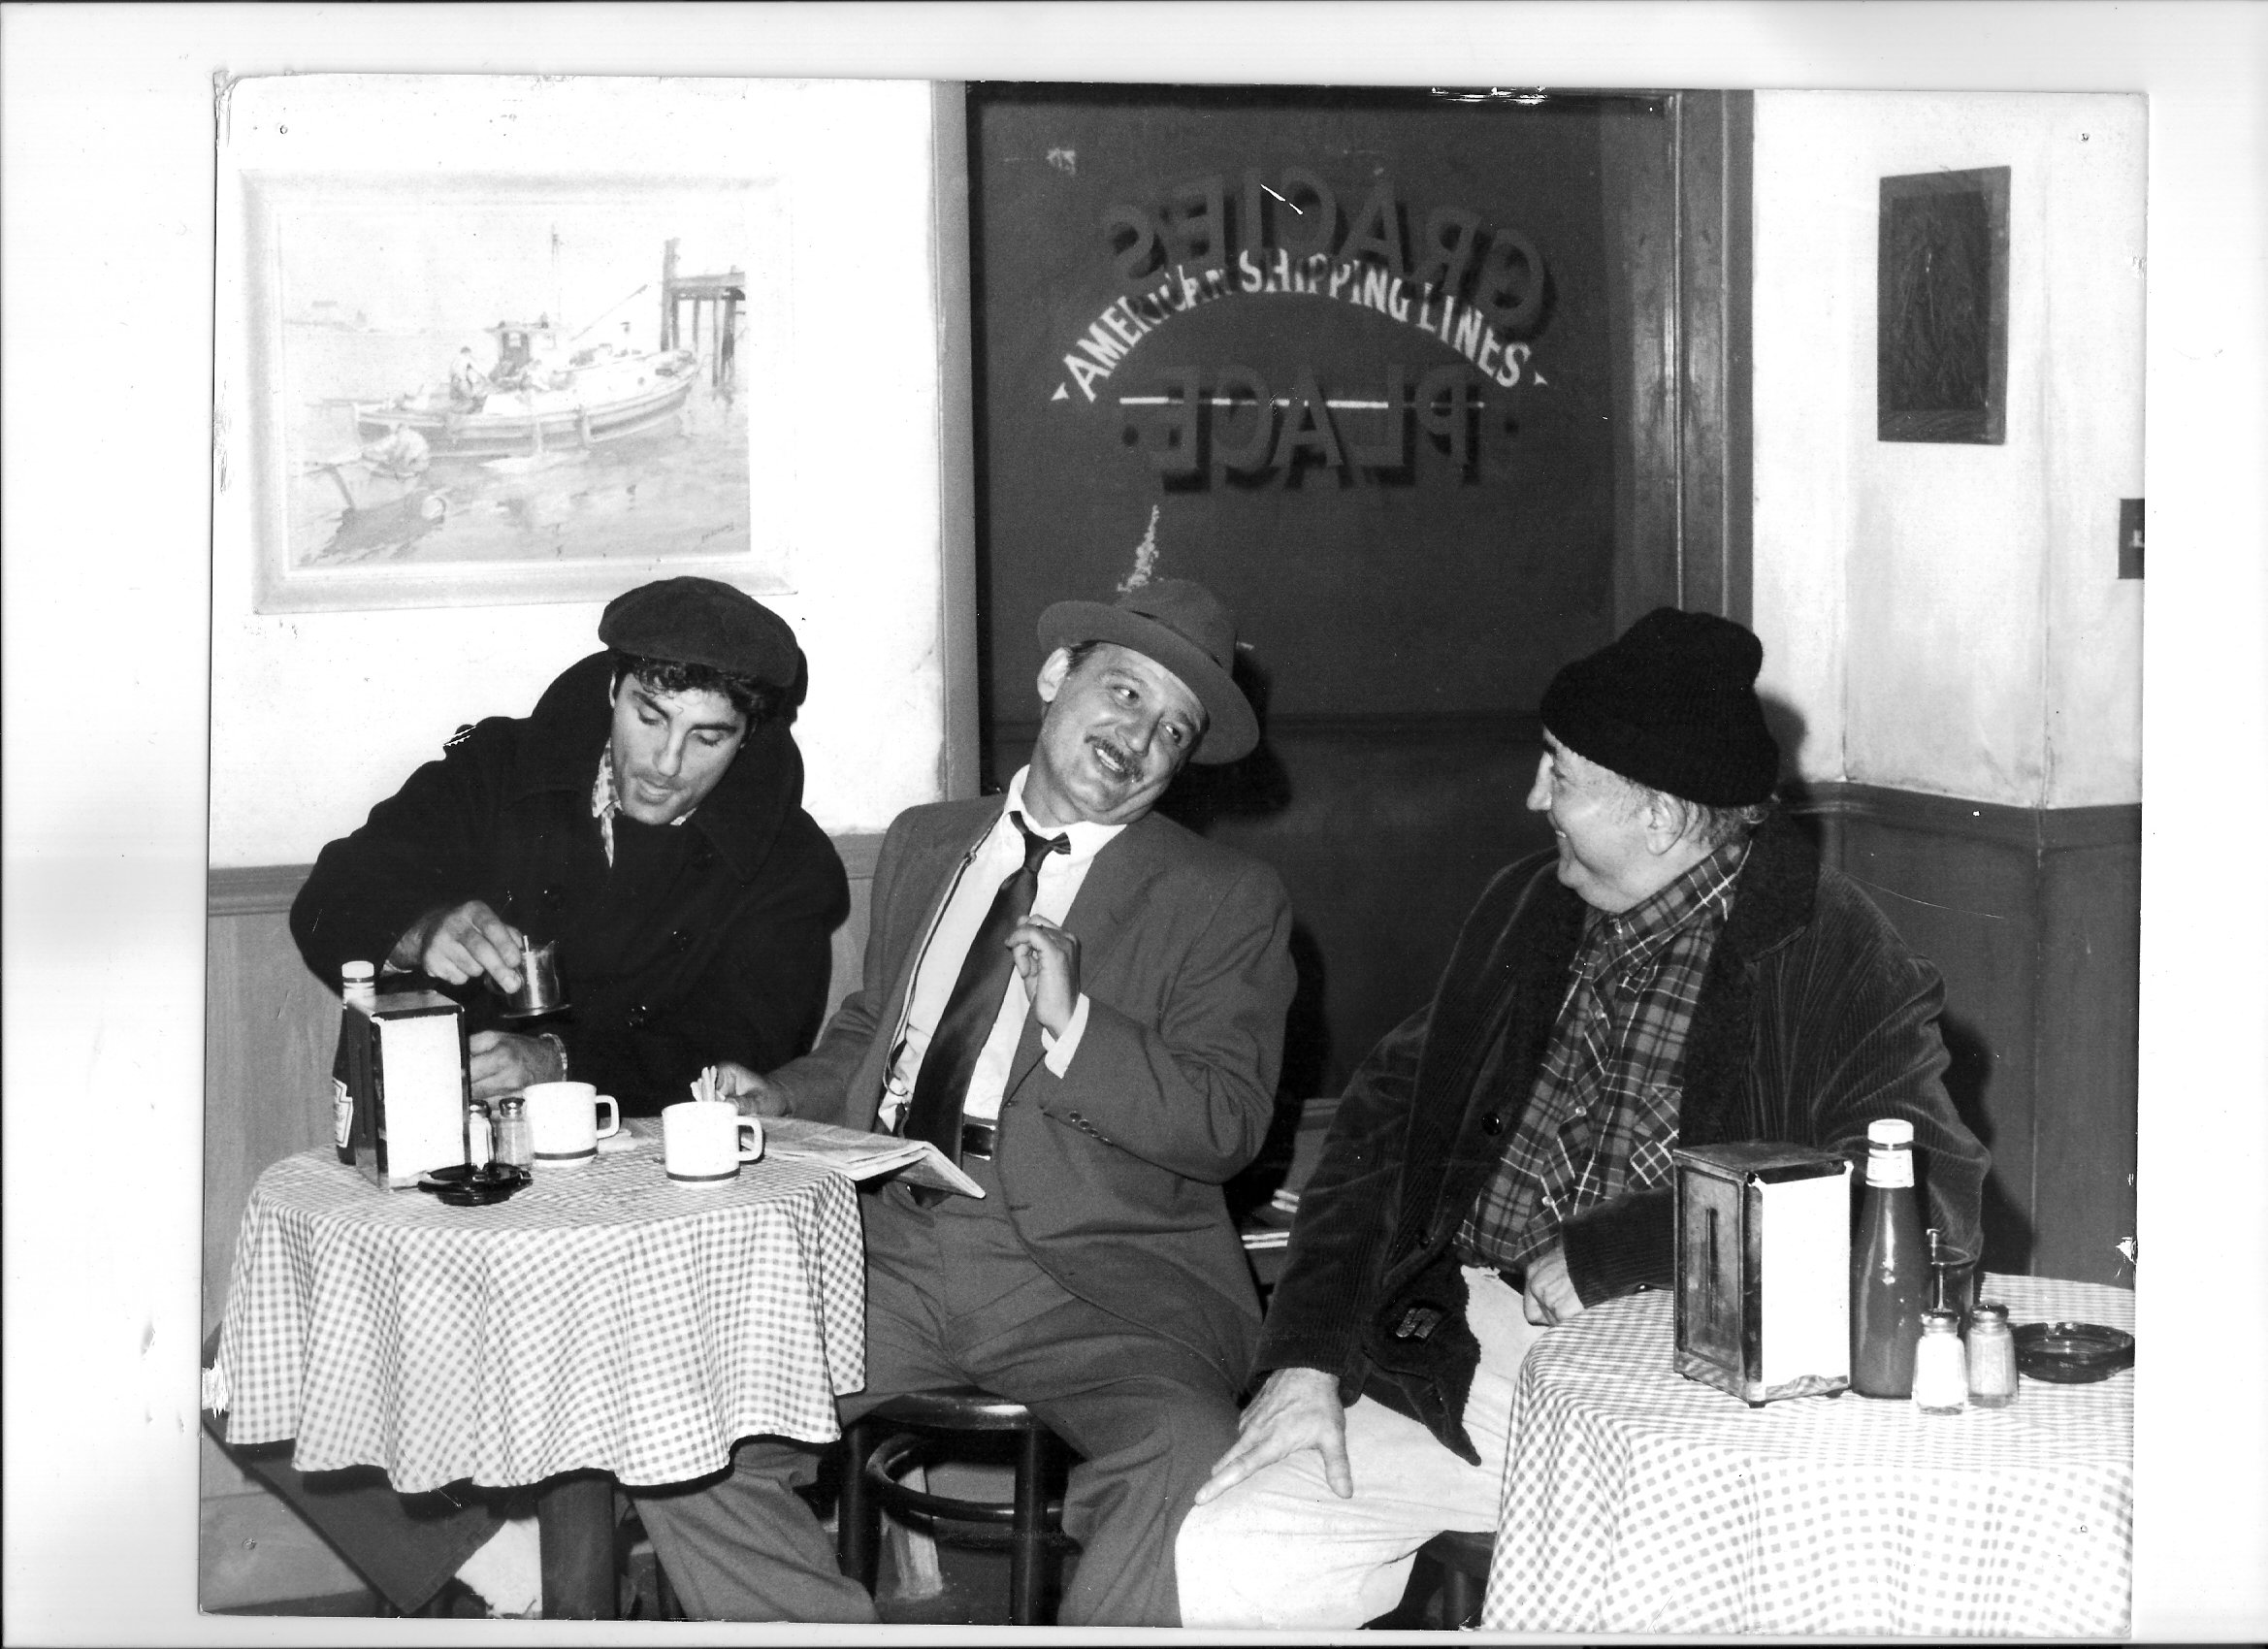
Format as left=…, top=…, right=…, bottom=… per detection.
left=494, top=1096, right=533, bottom=1173
left=1965, top=1301, right=2018, bottom=1407
left=465, top=1099, right=494, bottom=1171
left=1912, top=1309, right=1967, bottom=1415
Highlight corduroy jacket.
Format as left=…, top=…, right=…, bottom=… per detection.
left=291, top=651, right=849, bottom=1113
left=1251, top=812, right=1990, bottom=1462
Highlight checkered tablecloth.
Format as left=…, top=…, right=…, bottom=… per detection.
left=209, top=1122, right=866, bottom=1493
left=1482, top=1273, right=2134, bottom=1636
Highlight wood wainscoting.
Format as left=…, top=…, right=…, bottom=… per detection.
left=1792, top=784, right=2141, bottom=1286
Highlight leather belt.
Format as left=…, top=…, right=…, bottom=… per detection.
left=959, top=1120, right=997, bottom=1160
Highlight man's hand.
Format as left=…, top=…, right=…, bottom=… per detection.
left=710, top=1060, right=789, bottom=1117
left=1007, top=915, right=1081, bottom=1036
left=467, top=1030, right=562, bottom=1101
left=1192, top=1366, right=1351, bottom=1506
left=1522, top=1241, right=1586, bottom=1327
left=394, top=900, right=523, bottom=993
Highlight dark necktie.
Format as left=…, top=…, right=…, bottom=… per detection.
left=900, top=812, right=1071, bottom=1168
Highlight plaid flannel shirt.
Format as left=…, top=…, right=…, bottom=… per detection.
left=1459, top=839, right=1747, bottom=1275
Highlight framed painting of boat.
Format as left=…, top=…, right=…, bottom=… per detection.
left=239, top=172, right=791, bottom=612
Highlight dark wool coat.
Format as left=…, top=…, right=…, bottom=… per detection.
left=291, top=652, right=849, bottom=1114
left=1252, top=812, right=1991, bottom=1462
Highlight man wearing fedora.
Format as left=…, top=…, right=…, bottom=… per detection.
left=241, top=577, right=848, bottom=1616
left=1177, top=607, right=1990, bottom=1628
left=636, top=578, right=1296, bottom=1627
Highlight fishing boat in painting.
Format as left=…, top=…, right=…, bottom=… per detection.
left=354, top=319, right=698, bottom=463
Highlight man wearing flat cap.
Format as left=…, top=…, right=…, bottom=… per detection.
left=1177, top=608, right=1991, bottom=1628
left=292, top=575, right=848, bottom=1114
left=633, top=578, right=1296, bottom=1627
left=240, top=579, right=848, bottom=1618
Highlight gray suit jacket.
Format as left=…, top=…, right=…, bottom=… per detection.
left=767, top=795, right=1297, bottom=1385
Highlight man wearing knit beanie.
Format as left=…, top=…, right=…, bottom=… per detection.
left=1181, top=607, right=1990, bottom=1630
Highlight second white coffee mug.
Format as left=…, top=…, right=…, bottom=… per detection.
left=663, top=1100, right=761, bottom=1182
left=523, top=1081, right=620, bottom=1168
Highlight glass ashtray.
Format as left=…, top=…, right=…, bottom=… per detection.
left=2012, top=1320, right=2134, bottom=1382
left=416, top=1163, right=530, bottom=1207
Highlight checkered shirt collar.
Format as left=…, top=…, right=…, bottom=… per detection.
left=592, top=746, right=690, bottom=867
left=1573, top=837, right=1748, bottom=985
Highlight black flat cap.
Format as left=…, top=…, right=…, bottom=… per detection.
left=598, top=577, right=799, bottom=688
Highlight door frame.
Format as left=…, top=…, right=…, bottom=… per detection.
left=1608, top=88, right=1754, bottom=630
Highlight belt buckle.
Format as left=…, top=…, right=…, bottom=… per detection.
left=958, top=1120, right=996, bottom=1160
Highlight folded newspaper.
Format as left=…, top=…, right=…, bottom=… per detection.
left=760, top=1116, right=984, bottom=1199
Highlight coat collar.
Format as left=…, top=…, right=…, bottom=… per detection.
left=1523, top=804, right=1820, bottom=969
left=1714, top=809, right=1820, bottom=964
left=507, top=650, right=807, bottom=883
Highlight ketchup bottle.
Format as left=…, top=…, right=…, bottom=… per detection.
left=330, top=961, right=377, bottom=1166
left=1850, top=1117, right=1927, bottom=1398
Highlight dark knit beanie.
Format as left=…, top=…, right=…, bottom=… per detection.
left=1538, top=607, right=1780, bottom=806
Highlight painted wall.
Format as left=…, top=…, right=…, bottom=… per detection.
left=210, top=78, right=952, bottom=868
left=1750, top=92, right=2144, bottom=808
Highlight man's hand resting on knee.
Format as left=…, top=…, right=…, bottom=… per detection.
left=1193, top=1366, right=1352, bottom=1504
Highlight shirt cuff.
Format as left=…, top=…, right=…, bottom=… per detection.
left=1039, top=993, right=1091, bottom=1076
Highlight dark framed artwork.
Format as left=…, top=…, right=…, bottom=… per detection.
left=1877, top=165, right=2009, bottom=443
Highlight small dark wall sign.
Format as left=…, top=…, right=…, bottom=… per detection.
left=2118, top=497, right=2144, bottom=579
left=1878, top=165, right=2010, bottom=444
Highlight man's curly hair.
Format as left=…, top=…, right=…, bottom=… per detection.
left=607, top=650, right=785, bottom=729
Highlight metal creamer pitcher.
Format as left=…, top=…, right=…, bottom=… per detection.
left=502, top=933, right=567, bottom=1018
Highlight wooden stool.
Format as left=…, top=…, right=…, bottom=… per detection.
left=1412, top=1528, right=1495, bottom=1629
left=835, top=1388, right=1077, bottom=1626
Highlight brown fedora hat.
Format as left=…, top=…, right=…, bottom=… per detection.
left=1036, top=579, right=1258, bottom=763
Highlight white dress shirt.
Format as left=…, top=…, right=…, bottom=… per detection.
left=877, top=768, right=1123, bottom=1132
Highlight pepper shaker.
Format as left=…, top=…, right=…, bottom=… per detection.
left=1965, top=1301, right=2018, bottom=1407
left=495, top=1096, right=533, bottom=1174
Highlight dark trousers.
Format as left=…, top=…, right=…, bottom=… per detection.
left=634, top=1161, right=1242, bottom=1627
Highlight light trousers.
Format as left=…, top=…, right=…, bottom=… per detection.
left=1176, top=1266, right=1542, bottom=1630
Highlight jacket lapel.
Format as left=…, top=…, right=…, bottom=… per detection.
left=855, top=806, right=1001, bottom=1114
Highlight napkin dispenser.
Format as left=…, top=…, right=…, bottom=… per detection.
left=342, top=989, right=471, bottom=1189
left=1673, top=1143, right=1852, bottom=1405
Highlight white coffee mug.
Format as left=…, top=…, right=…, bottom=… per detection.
left=663, top=1100, right=762, bottom=1183
left=523, top=1081, right=620, bottom=1169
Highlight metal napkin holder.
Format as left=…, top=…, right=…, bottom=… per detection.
left=1673, top=1142, right=1853, bottom=1405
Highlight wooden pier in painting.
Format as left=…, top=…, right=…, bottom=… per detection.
left=662, top=238, right=745, bottom=387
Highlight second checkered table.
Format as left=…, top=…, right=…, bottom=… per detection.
left=1482, top=1272, right=2134, bottom=1636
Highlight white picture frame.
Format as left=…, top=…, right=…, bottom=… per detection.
left=234, top=167, right=792, bottom=612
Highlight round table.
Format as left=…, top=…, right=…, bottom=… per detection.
left=1482, top=1272, right=2135, bottom=1636
left=208, top=1124, right=866, bottom=1616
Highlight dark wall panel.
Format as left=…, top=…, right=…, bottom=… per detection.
left=970, top=85, right=1670, bottom=732
left=1833, top=802, right=2044, bottom=1273
left=1796, top=788, right=2140, bottom=1285
left=2030, top=828, right=2142, bottom=1284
